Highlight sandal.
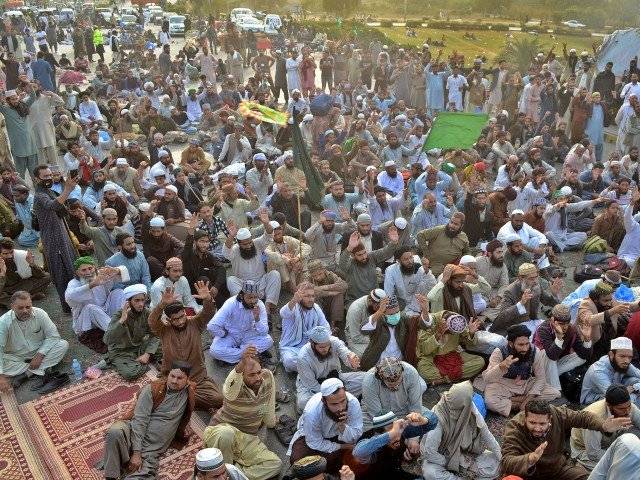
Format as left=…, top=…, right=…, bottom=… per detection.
left=276, top=388, right=290, bottom=404
left=274, top=414, right=297, bottom=445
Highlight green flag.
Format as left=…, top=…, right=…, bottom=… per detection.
left=291, top=115, right=325, bottom=208
left=423, top=112, right=489, bottom=151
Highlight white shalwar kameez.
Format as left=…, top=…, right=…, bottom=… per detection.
left=446, top=74, right=468, bottom=111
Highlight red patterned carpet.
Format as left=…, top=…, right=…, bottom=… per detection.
left=17, top=370, right=206, bottom=480
left=0, top=392, right=49, bottom=480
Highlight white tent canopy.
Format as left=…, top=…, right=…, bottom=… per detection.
left=596, top=28, right=640, bottom=76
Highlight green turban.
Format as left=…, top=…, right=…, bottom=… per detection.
left=74, top=256, right=96, bottom=270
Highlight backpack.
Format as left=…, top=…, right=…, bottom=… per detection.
left=583, top=235, right=608, bottom=254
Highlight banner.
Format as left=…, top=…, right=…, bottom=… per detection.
left=238, top=101, right=289, bottom=126
left=291, top=114, right=324, bottom=207
left=423, top=112, right=489, bottom=151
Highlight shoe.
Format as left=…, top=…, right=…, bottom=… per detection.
left=11, top=372, right=29, bottom=389
left=38, top=374, right=70, bottom=394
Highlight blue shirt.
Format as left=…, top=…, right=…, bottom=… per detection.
left=105, top=250, right=151, bottom=290
left=31, top=59, right=54, bottom=91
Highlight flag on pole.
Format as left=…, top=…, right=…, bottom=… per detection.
left=423, top=112, right=489, bottom=151
left=238, top=101, right=289, bottom=126
left=291, top=113, right=324, bottom=208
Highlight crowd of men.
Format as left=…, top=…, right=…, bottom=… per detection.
left=4, top=6, right=640, bottom=480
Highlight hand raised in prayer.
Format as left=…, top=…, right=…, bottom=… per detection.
left=602, top=416, right=632, bottom=433
left=468, top=317, right=482, bottom=335
left=347, top=231, right=361, bottom=252
left=119, top=303, right=131, bottom=324
left=347, top=352, right=360, bottom=370
left=499, top=354, right=519, bottom=372
left=193, top=280, right=212, bottom=301
left=578, top=322, right=592, bottom=342
left=25, top=250, right=35, bottom=266
left=0, top=258, right=6, bottom=277
left=339, top=466, right=355, bottom=480
left=387, top=226, right=399, bottom=243
left=550, top=277, right=564, bottom=297
left=372, top=296, right=390, bottom=324
left=227, top=220, right=239, bottom=239
left=258, top=207, right=270, bottom=225
left=610, top=303, right=630, bottom=316
left=415, top=294, right=429, bottom=314
left=252, top=305, right=261, bottom=321
left=160, top=287, right=180, bottom=306
left=441, top=264, right=455, bottom=284
left=528, top=441, right=547, bottom=466
left=520, top=289, right=534, bottom=305
left=338, top=206, right=350, bottom=222
left=189, top=212, right=199, bottom=230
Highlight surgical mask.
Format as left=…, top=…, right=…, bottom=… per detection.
left=385, top=313, right=401, bottom=326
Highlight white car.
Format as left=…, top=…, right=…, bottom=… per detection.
left=168, top=15, right=186, bottom=37
left=230, top=7, right=254, bottom=23
left=235, top=16, right=264, bottom=33
left=563, top=20, right=586, bottom=28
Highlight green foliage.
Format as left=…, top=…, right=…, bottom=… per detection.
left=471, top=0, right=513, bottom=15
left=499, top=36, right=543, bottom=72
left=321, top=0, right=362, bottom=16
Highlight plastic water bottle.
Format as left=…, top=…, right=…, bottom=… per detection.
left=71, top=359, right=83, bottom=381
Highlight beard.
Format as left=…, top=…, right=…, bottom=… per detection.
left=312, top=346, right=332, bottom=361
left=3, top=258, right=16, bottom=272
left=80, top=273, right=97, bottom=285
left=321, top=224, right=334, bottom=233
left=239, top=244, right=257, bottom=259
left=400, top=263, right=415, bottom=275
left=512, top=223, right=523, bottom=231
left=387, top=171, right=398, bottom=178
left=39, top=179, right=53, bottom=189
left=323, top=400, right=348, bottom=422
left=446, top=283, right=463, bottom=297
left=123, top=247, right=137, bottom=259
left=489, top=255, right=504, bottom=267
left=520, top=281, right=541, bottom=296
left=332, top=193, right=345, bottom=201
left=610, top=357, right=629, bottom=373
left=510, top=346, right=531, bottom=361
left=444, top=225, right=460, bottom=238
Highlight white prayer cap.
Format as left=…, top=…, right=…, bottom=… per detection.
left=116, top=157, right=128, bottom=166
left=242, top=279, right=259, bottom=294
left=117, top=139, right=129, bottom=148
left=195, top=448, right=224, bottom=472
left=165, top=185, right=178, bottom=194
left=120, top=108, right=129, bottom=115
left=303, top=113, right=314, bottom=122
left=103, top=183, right=118, bottom=192
left=610, top=160, right=621, bottom=167
left=382, top=44, right=388, bottom=49
left=394, top=217, right=408, bottom=230
left=253, top=152, right=267, bottom=162
left=150, top=165, right=166, bottom=178
left=308, top=325, right=331, bottom=343
left=157, top=149, right=170, bottom=158
left=124, top=284, right=147, bottom=299
left=143, top=81, right=154, bottom=89
left=460, top=255, right=476, bottom=265
left=102, top=207, right=117, bottom=217
left=283, top=150, right=293, bottom=158
left=324, top=129, right=335, bottom=136
left=149, top=216, right=165, bottom=228
left=559, top=186, right=572, bottom=197
left=357, top=213, right=371, bottom=224
left=581, top=50, right=588, bottom=56
left=384, top=160, right=396, bottom=168
left=370, top=288, right=387, bottom=302
left=373, top=411, right=397, bottom=429
left=357, top=113, right=365, bottom=119
left=570, top=48, right=577, bottom=53
left=423, top=43, right=429, bottom=48
left=291, top=88, right=301, bottom=94
left=138, top=202, right=151, bottom=213
left=395, top=114, right=407, bottom=121
left=356, top=95, right=363, bottom=101
left=366, top=165, right=377, bottom=172
left=511, top=209, right=525, bottom=216
left=611, top=337, right=633, bottom=351
left=269, top=220, right=281, bottom=229
left=4, top=89, right=17, bottom=98
left=320, top=378, right=344, bottom=397
left=236, top=228, right=251, bottom=241
left=503, top=233, right=522, bottom=244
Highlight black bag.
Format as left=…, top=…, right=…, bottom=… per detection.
left=573, top=264, right=603, bottom=283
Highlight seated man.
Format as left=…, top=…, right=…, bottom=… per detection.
left=416, top=311, right=485, bottom=385
left=64, top=257, right=128, bottom=335
left=474, top=240, right=509, bottom=319
left=223, top=214, right=281, bottom=314
left=562, top=270, right=623, bottom=322
left=339, top=229, right=399, bottom=306
left=416, top=212, right=470, bottom=277
left=296, top=325, right=364, bottom=413
left=533, top=304, right=594, bottom=391
left=503, top=234, right=536, bottom=281
left=0, top=238, right=50, bottom=307
left=150, top=257, right=200, bottom=314
left=77, top=207, right=128, bottom=266
left=474, top=324, right=560, bottom=417
left=571, top=384, right=640, bottom=471
left=207, top=280, right=273, bottom=365
left=421, top=381, right=501, bottom=480
left=581, top=337, right=640, bottom=407
left=497, top=210, right=550, bottom=270
left=181, top=228, right=228, bottom=305
left=204, top=347, right=282, bottom=480
left=288, top=378, right=364, bottom=475
left=361, top=357, right=427, bottom=432
left=383, top=246, right=436, bottom=312
left=149, top=185, right=189, bottom=239
left=103, top=361, right=194, bottom=480
left=104, top=284, right=159, bottom=381
left=280, top=282, right=330, bottom=373
left=193, top=447, right=249, bottom=480
left=142, top=216, right=185, bottom=281
left=265, top=220, right=311, bottom=292
left=305, top=209, right=355, bottom=272
left=105, top=233, right=151, bottom=290
left=305, top=260, right=347, bottom=331
left=345, top=289, right=388, bottom=358
left=148, top=281, right=223, bottom=410
left=500, top=398, right=632, bottom=480
left=491, top=263, right=561, bottom=336
left=359, top=294, right=425, bottom=371
left=0, top=291, right=69, bottom=394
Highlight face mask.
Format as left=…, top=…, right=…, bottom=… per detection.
left=385, top=312, right=401, bottom=326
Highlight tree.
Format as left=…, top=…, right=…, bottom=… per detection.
left=499, top=36, right=543, bottom=73
left=471, top=0, right=513, bottom=14
left=322, top=0, right=362, bottom=16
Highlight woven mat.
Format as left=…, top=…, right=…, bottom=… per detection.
left=0, top=392, right=50, bottom=480
left=18, top=370, right=205, bottom=480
